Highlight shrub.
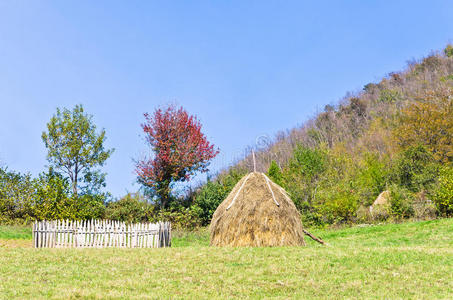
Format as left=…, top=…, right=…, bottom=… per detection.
left=285, top=145, right=327, bottom=210
left=32, top=168, right=75, bottom=220
left=73, top=194, right=106, bottom=220
left=370, top=203, right=390, bottom=221
left=433, top=166, right=453, bottom=215
left=315, top=181, right=360, bottom=225
left=105, top=193, right=152, bottom=223
left=412, top=191, right=437, bottom=220
left=289, top=145, right=327, bottom=178
left=193, top=170, right=244, bottom=225
left=355, top=205, right=372, bottom=223
left=194, top=181, right=229, bottom=226
left=150, top=206, right=202, bottom=231
left=267, top=160, right=283, bottom=186
left=0, top=168, right=35, bottom=221
left=378, top=89, right=400, bottom=103
left=355, top=153, right=389, bottom=206
left=389, top=184, right=414, bottom=219
left=391, top=145, right=438, bottom=192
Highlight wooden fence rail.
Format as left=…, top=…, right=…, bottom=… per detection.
left=32, top=220, right=171, bottom=248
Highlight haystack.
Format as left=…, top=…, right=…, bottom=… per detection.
left=210, top=172, right=305, bottom=247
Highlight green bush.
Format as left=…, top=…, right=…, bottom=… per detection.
left=316, top=183, right=360, bottom=225
left=0, top=168, right=35, bottom=221
left=289, top=145, right=327, bottom=179
left=355, top=205, right=372, bottom=223
left=267, top=160, right=283, bottom=186
left=389, top=184, right=414, bottom=219
left=194, top=181, right=229, bottom=226
left=355, top=153, right=389, bottom=206
left=378, top=89, right=400, bottom=103
left=32, top=168, right=75, bottom=220
left=285, top=145, right=328, bottom=211
left=433, top=166, right=453, bottom=215
left=151, top=206, right=202, bottom=231
left=391, top=145, right=438, bottom=193
left=105, top=193, right=152, bottom=223
left=193, top=169, right=244, bottom=225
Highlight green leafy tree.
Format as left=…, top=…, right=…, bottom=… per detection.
left=193, top=181, right=227, bottom=225
left=355, top=153, right=389, bottom=206
left=32, top=168, right=74, bottom=220
left=267, top=160, right=283, bottom=186
left=194, top=169, right=244, bottom=225
left=41, top=105, right=114, bottom=197
left=391, top=145, right=438, bottom=193
left=0, top=167, right=35, bottom=221
left=286, top=145, right=327, bottom=207
left=433, top=166, right=453, bottom=215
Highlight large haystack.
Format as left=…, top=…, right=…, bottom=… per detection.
left=210, top=172, right=305, bottom=247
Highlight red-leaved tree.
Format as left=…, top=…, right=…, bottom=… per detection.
left=136, top=105, right=219, bottom=208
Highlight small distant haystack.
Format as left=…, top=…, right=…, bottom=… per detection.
left=372, top=190, right=391, bottom=207
left=210, top=172, right=305, bottom=247
left=369, top=190, right=391, bottom=220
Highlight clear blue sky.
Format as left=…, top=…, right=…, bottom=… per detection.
left=1, top=1, right=452, bottom=198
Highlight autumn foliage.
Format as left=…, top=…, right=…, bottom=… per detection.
left=394, top=88, right=453, bottom=163
left=136, top=105, right=219, bottom=207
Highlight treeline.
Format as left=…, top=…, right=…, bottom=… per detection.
left=194, top=45, right=453, bottom=226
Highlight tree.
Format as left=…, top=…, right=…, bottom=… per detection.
left=444, top=44, right=453, bottom=58
left=391, top=145, right=438, bottom=193
left=433, top=166, right=453, bottom=215
left=393, top=89, right=453, bottom=163
left=32, top=167, right=73, bottom=220
left=41, top=105, right=114, bottom=197
left=267, top=160, right=283, bottom=186
left=136, top=105, right=219, bottom=208
left=285, top=145, right=327, bottom=210
left=0, top=167, right=35, bottom=221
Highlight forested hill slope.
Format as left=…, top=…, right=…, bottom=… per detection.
left=195, top=45, right=453, bottom=226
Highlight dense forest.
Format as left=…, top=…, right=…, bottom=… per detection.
left=1, top=45, right=452, bottom=228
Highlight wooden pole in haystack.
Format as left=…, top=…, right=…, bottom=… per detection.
left=302, top=229, right=328, bottom=245
left=252, top=150, right=256, bottom=172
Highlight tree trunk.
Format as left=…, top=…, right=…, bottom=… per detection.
left=73, top=169, right=78, bottom=197
left=158, top=179, right=171, bottom=209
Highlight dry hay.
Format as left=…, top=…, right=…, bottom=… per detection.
left=372, top=190, right=390, bottom=206
left=210, top=172, right=305, bottom=247
left=369, top=190, right=391, bottom=220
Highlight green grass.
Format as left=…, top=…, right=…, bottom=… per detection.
left=0, top=225, right=32, bottom=240
left=1, top=219, right=452, bottom=299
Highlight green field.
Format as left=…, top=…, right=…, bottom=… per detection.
left=1, top=219, right=452, bottom=299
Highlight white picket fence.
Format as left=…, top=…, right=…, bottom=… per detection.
left=32, top=220, right=171, bottom=248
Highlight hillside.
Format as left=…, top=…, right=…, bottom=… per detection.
left=195, top=45, right=453, bottom=226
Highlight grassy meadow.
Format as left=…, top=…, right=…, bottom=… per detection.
left=0, top=219, right=452, bottom=299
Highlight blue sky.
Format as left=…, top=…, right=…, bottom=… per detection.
left=1, top=1, right=452, bottom=198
